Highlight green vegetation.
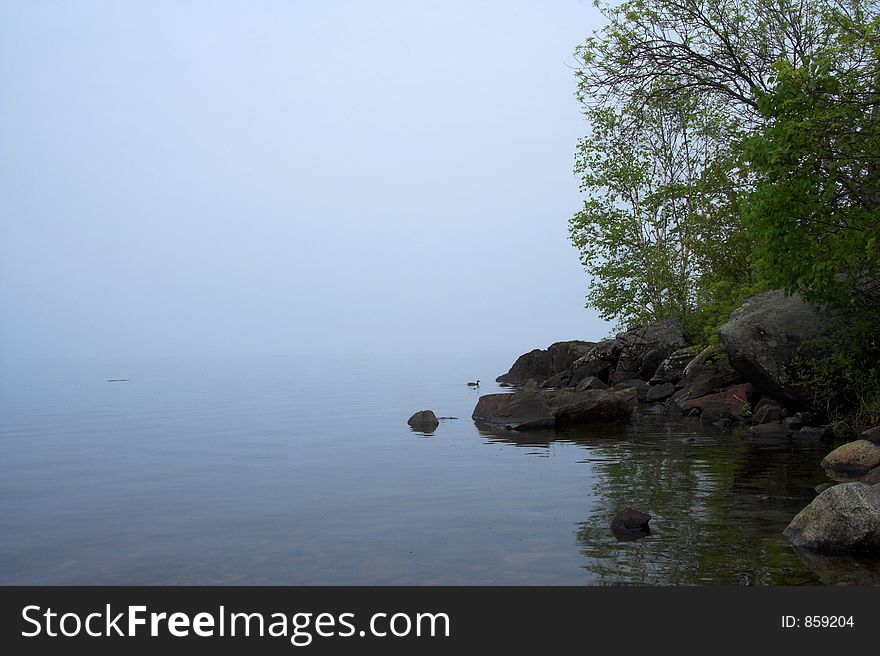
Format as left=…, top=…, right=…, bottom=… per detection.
left=569, top=0, right=880, bottom=422
left=570, top=0, right=880, bottom=331
left=789, top=320, right=880, bottom=429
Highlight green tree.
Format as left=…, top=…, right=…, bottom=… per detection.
left=743, top=7, right=880, bottom=309
left=569, top=89, right=755, bottom=338
left=572, top=0, right=880, bottom=332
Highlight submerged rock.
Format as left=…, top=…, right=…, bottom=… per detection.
left=749, top=421, right=792, bottom=438
left=784, top=482, right=880, bottom=553
left=407, top=410, right=439, bottom=430
left=794, top=426, right=833, bottom=442
left=820, top=439, right=880, bottom=475
left=610, top=507, right=652, bottom=534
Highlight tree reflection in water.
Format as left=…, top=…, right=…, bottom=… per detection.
left=476, top=417, right=880, bottom=585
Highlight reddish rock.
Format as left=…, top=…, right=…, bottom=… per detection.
left=676, top=383, right=755, bottom=422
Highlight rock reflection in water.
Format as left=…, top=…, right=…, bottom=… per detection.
left=475, top=416, right=880, bottom=585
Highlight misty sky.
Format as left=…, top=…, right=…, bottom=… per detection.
left=0, top=0, right=609, bottom=359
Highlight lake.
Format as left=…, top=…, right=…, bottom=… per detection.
left=2, top=353, right=878, bottom=585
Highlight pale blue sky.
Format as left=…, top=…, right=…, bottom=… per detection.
left=0, top=0, right=609, bottom=358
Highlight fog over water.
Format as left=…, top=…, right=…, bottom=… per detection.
left=0, top=0, right=609, bottom=360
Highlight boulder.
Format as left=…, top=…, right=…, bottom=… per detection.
left=575, top=376, right=608, bottom=392
left=783, top=482, right=880, bottom=553
left=646, top=382, right=676, bottom=402
left=496, top=341, right=594, bottom=385
left=862, top=426, right=880, bottom=444
left=552, top=388, right=638, bottom=426
left=650, top=348, right=694, bottom=385
left=612, top=378, right=649, bottom=402
left=751, top=397, right=790, bottom=424
left=794, top=426, right=833, bottom=442
left=782, top=416, right=804, bottom=431
left=718, top=290, right=831, bottom=408
left=407, top=410, right=439, bottom=430
left=610, top=319, right=689, bottom=385
left=676, top=383, right=755, bottom=423
left=610, top=507, right=651, bottom=533
left=472, top=388, right=637, bottom=431
left=821, top=440, right=880, bottom=475
left=539, top=371, right=570, bottom=389
left=563, top=338, right=622, bottom=387
left=861, top=467, right=880, bottom=486
left=749, top=421, right=792, bottom=438
left=669, top=356, right=741, bottom=405
left=471, top=392, right=555, bottom=431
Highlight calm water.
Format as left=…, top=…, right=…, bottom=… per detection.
left=1, top=353, right=878, bottom=585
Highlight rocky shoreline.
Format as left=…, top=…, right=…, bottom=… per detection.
left=473, top=290, right=880, bottom=555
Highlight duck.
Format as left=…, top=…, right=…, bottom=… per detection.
left=467, top=379, right=480, bottom=387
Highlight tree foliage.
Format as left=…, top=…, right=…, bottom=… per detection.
left=571, top=0, right=880, bottom=340
left=743, top=6, right=880, bottom=308
left=569, top=90, right=754, bottom=336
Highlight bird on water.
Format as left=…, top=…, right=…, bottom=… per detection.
left=467, top=379, right=480, bottom=387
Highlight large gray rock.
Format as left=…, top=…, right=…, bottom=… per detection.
left=784, top=482, right=880, bottom=553
left=820, top=439, right=880, bottom=475
left=472, top=388, right=637, bottom=431
left=552, top=388, right=637, bottom=426
left=718, top=290, right=831, bottom=408
left=471, top=392, right=555, bottom=431
left=610, top=507, right=651, bottom=533
left=749, top=421, right=792, bottom=438
left=610, top=319, right=689, bottom=384
left=496, top=341, right=594, bottom=385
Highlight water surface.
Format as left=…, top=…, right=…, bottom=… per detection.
left=1, top=354, right=877, bottom=584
